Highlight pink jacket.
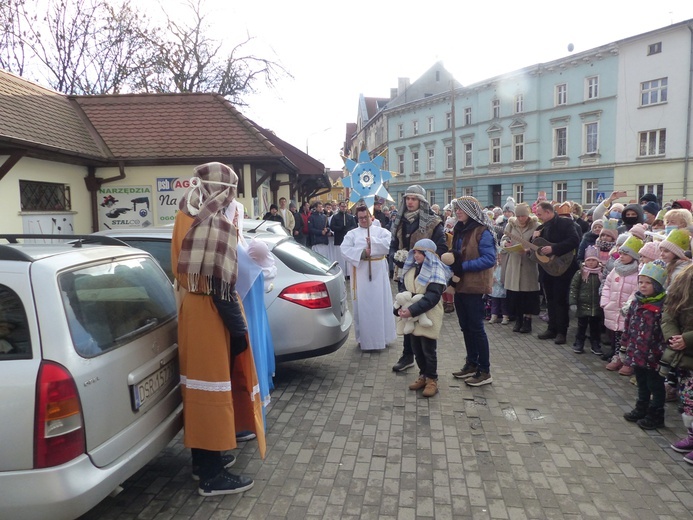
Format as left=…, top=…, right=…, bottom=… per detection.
left=600, top=268, right=638, bottom=332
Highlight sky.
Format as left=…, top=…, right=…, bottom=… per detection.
left=163, top=0, right=693, bottom=171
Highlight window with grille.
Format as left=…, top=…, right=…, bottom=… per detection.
left=585, top=76, right=599, bottom=100
left=428, top=117, right=434, bottom=133
left=20, top=180, right=71, bottom=211
left=427, top=149, right=435, bottom=171
left=554, top=128, right=567, bottom=157
left=639, top=129, right=666, bottom=156
left=513, top=134, right=524, bottom=161
left=515, top=94, right=524, bottom=114
left=513, top=184, right=524, bottom=203
left=641, top=78, right=667, bottom=106
left=554, top=181, right=568, bottom=203
left=492, top=99, right=500, bottom=119
left=583, top=180, right=598, bottom=205
left=464, top=107, right=472, bottom=126
left=555, top=84, right=567, bottom=106
left=412, top=151, right=420, bottom=173
left=490, top=138, right=501, bottom=164
left=398, top=154, right=405, bottom=174
left=464, top=143, right=473, bottom=167
left=446, top=146, right=453, bottom=169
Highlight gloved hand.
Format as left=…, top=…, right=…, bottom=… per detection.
left=231, top=334, right=248, bottom=356
left=394, top=260, right=405, bottom=268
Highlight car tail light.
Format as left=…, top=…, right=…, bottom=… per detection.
left=279, top=281, right=331, bottom=309
left=34, top=361, right=85, bottom=468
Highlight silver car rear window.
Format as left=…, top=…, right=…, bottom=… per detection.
left=58, top=257, right=176, bottom=358
left=0, top=285, right=32, bottom=360
left=272, top=240, right=339, bottom=276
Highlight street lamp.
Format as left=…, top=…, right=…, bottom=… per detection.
left=305, top=127, right=332, bottom=155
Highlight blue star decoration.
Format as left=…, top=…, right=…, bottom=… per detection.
left=342, top=150, right=394, bottom=214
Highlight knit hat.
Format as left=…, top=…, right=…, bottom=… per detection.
left=629, top=223, right=646, bottom=241
left=639, top=241, right=660, bottom=262
left=515, top=203, right=530, bottom=217
left=591, top=219, right=604, bottom=232
left=557, top=201, right=572, bottom=216
left=672, top=200, right=692, bottom=211
left=412, top=238, right=437, bottom=253
left=600, top=219, right=619, bottom=241
left=659, top=228, right=691, bottom=260
left=502, top=197, right=516, bottom=214
left=611, top=202, right=625, bottom=214
left=619, top=235, right=644, bottom=260
left=642, top=201, right=661, bottom=219
left=584, top=245, right=599, bottom=261
left=639, top=259, right=667, bottom=288
left=640, top=193, right=659, bottom=204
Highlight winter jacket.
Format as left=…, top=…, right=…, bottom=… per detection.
left=500, top=216, right=540, bottom=292
left=577, top=231, right=598, bottom=261
left=569, top=270, right=602, bottom=318
left=308, top=211, right=329, bottom=245
left=450, top=222, right=496, bottom=294
left=490, top=265, right=506, bottom=298
left=329, top=211, right=357, bottom=246
left=600, top=262, right=639, bottom=331
left=661, top=304, right=693, bottom=371
left=622, top=292, right=665, bottom=370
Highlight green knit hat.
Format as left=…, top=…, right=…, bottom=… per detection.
left=619, top=235, right=644, bottom=260
left=660, top=228, right=691, bottom=260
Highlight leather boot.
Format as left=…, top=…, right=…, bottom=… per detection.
left=623, top=400, right=648, bottom=422
left=409, top=376, right=427, bottom=391
left=519, top=317, right=532, bottom=333
left=637, top=406, right=665, bottom=430
left=512, top=318, right=523, bottom=332
left=422, top=378, right=438, bottom=397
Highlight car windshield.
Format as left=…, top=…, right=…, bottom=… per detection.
left=59, top=257, right=176, bottom=357
left=271, top=239, right=340, bottom=276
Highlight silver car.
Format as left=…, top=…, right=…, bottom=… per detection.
left=0, top=235, right=182, bottom=520
left=94, top=224, right=352, bottom=362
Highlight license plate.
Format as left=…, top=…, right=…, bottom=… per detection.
left=131, top=360, right=178, bottom=411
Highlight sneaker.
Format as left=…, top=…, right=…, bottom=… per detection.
left=465, top=371, right=493, bottom=387
left=618, top=365, right=634, bottom=376
left=452, top=363, right=478, bottom=380
left=590, top=345, right=603, bottom=356
left=409, top=376, right=427, bottom=391
left=198, top=470, right=254, bottom=496
left=236, top=430, right=257, bottom=442
left=684, top=451, right=693, bottom=465
left=605, top=358, right=623, bottom=371
left=488, top=315, right=499, bottom=324
left=392, top=356, right=415, bottom=372
left=192, top=454, right=236, bottom=481
left=572, top=343, right=584, bottom=354
left=671, top=430, right=693, bottom=453
left=501, top=316, right=510, bottom=325
left=422, top=378, right=438, bottom=397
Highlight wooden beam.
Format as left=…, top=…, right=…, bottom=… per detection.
left=0, top=150, right=27, bottom=182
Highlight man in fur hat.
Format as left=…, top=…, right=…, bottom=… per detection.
left=389, top=185, right=448, bottom=371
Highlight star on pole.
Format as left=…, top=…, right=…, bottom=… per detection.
left=341, top=150, right=394, bottom=214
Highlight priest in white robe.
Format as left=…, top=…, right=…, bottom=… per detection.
left=341, top=205, right=396, bottom=351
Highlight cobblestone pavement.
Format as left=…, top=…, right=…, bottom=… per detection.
left=82, top=301, right=693, bottom=519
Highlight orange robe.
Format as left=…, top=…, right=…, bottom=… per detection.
left=171, top=211, right=266, bottom=457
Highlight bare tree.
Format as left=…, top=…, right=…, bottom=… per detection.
left=0, top=0, right=28, bottom=75
left=134, top=0, right=290, bottom=105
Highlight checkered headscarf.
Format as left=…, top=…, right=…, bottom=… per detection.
left=452, top=196, right=497, bottom=240
left=177, top=162, right=239, bottom=301
left=400, top=239, right=452, bottom=287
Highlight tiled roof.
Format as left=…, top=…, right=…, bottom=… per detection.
left=0, top=70, right=107, bottom=158
left=73, top=93, right=287, bottom=163
left=253, top=124, right=326, bottom=176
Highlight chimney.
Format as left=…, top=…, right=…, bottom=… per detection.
left=398, top=77, right=410, bottom=95
left=390, top=87, right=398, bottom=100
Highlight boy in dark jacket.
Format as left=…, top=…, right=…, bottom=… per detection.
left=569, top=246, right=603, bottom=354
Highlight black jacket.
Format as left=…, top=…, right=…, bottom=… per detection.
left=329, top=211, right=357, bottom=246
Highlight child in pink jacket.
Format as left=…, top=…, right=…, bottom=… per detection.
left=601, top=234, right=642, bottom=372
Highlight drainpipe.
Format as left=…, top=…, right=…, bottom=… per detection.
left=84, top=162, right=127, bottom=232
left=685, top=25, right=693, bottom=199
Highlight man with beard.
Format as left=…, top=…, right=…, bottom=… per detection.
left=389, top=185, right=447, bottom=372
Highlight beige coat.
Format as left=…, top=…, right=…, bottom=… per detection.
left=279, top=207, right=295, bottom=233
left=501, top=216, right=540, bottom=292
left=396, top=268, right=444, bottom=340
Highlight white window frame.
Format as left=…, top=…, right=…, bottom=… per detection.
left=445, top=145, right=453, bottom=170
left=464, top=107, right=472, bottom=126
left=427, top=148, right=435, bottom=172
left=554, top=127, right=568, bottom=157
left=638, top=185, right=663, bottom=204
left=648, top=42, right=662, bottom=55
left=397, top=153, right=405, bottom=174
left=585, top=76, right=599, bottom=100
left=492, top=99, right=500, bottom=119
left=584, top=122, right=599, bottom=154
left=446, top=112, right=452, bottom=129
left=641, top=78, right=668, bottom=106
left=513, top=184, right=524, bottom=204
left=639, top=129, right=666, bottom=157
left=428, top=116, right=434, bottom=133
left=555, top=83, right=567, bottom=106
left=513, top=133, right=524, bottom=161
left=412, top=151, right=420, bottom=173
left=554, top=181, right=568, bottom=203
left=463, top=142, right=473, bottom=167
left=490, top=137, right=501, bottom=164
left=446, top=188, right=454, bottom=204
left=514, top=94, right=524, bottom=114
left=463, top=186, right=474, bottom=197
left=583, top=179, right=598, bottom=205
left=398, top=123, right=404, bottom=138
left=413, top=121, right=419, bottom=136
left=427, top=189, right=436, bottom=206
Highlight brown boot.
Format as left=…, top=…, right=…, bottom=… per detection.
left=422, top=378, right=438, bottom=397
left=409, top=376, right=426, bottom=391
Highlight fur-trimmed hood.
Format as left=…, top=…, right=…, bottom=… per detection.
left=506, top=214, right=539, bottom=231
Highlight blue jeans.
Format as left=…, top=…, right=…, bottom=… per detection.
left=454, top=293, right=490, bottom=373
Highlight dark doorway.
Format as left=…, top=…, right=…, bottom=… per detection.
left=489, top=185, right=502, bottom=207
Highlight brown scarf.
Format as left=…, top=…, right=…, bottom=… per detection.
left=177, top=162, right=238, bottom=301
